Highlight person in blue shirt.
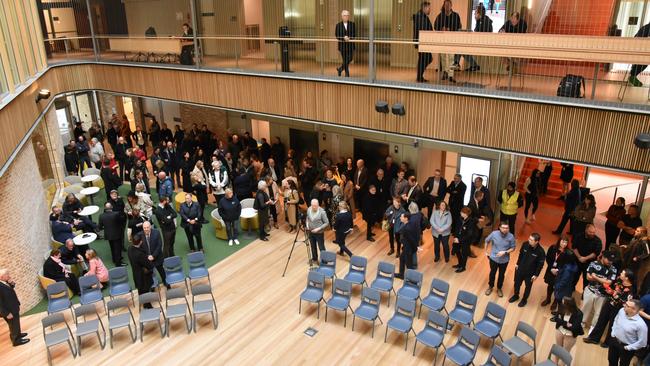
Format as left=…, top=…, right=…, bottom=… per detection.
left=484, top=222, right=516, bottom=297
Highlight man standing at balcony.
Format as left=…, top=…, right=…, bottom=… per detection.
left=627, top=22, right=649, bottom=87
left=413, top=2, right=433, bottom=82
left=434, top=0, right=462, bottom=83
left=335, top=10, right=356, bottom=78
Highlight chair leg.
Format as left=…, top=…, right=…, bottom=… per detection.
left=384, top=327, right=388, bottom=343
left=109, top=329, right=114, bottom=349
left=298, top=299, right=301, bottom=314
left=442, top=354, right=447, bottom=366
left=140, top=323, right=144, bottom=342
left=164, top=320, right=169, bottom=338
left=316, top=302, right=320, bottom=319
left=186, top=315, right=191, bottom=334
left=68, top=339, right=77, bottom=357
left=371, top=319, right=375, bottom=338
left=351, top=315, right=356, bottom=331
left=343, top=309, right=347, bottom=328
left=434, top=347, right=439, bottom=366
left=128, top=325, right=136, bottom=343
left=77, top=336, right=82, bottom=356
left=412, top=339, right=417, bottom=356
left=387, top=291, right=391, bottom=307
left=47, top=348, right=52, bottom=366
left=325, top=307, right=328, bottom=322
left=98, top=330, right=106, bottom=349
left=418, top=303, right=422, bottom=319
left=405, top=332, right=408, bottom=351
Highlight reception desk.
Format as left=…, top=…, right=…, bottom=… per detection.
left=108, top=38, right=193, bottom=62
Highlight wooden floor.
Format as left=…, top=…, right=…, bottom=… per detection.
left=0, top=202, right=611, bottom=366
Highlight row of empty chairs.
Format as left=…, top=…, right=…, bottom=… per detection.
left=42, top=252, right=217, bottom=365
left=301, top=256, right=574, bottom=366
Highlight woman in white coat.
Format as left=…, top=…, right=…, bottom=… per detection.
left=208, top=160, right=229, bottom=205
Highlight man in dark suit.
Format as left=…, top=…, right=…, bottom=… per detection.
left=0, top=269, right=29, bottom=346
left=402, top=176, right=423, bottom=209
left=100, top=159, right=122, bottom=200
left=447, top=173, right=467, bottom=232
left=354, top=159, right=368, bottom=212
left=43, top=250, right=80, bottom=295
left=137, top=221, right=167, bottom=288
left=413, top=1, right=433, bottom=82
left=49, top=209, right=76, bottom=244
left=382, top=155, right=399, bottom=181
left=371, top=168, right=391, bottom=208
left=180, top=193, right=203, bottom=252
left=335, top=10, right=356, bottom=77
left=162, top=141, right=180, bottom=188
left=128, top=237, right=154, bottom=300
left=469, top=176, right=490, bottom=206
left=130, top=169, right=150, bottom=194
left=423, top=169, right=448, bottom=218
left=98, top=202, right=126, bottom=266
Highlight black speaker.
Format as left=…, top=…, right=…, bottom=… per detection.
left=392, top=103, right=405, bottom=116
left=375, top=101, right=389, bottom=114
left=634, top=133, right=650, bottom=149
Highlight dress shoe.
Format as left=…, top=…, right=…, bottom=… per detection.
left=551, top=230, right=561, bottom=235
left=261, top=237, right=269, bottom=241
left=234, top=239, right=240, bottom=245
left=337, top=67, right=342, bottom=76
left=455, top=267, right=466, bottom=273
left=452, top=264, right=460, bottom=268
left=367, top=237, right=375, bottom=242
left=434, top=257, right=440, bottom=262
left=13, top=338, right=29, bottom=346
left=508, top=295, right=520, bottom=303
left=448, top=77, right=457, bottom=83
left=550, top=316, right=559, bottom=323
left=395, top=273, right=404, bottom=280
left=20, top=333, right=28, bottom=338
left=541, top=299, right=551, bottom=306
left=387, top=249, right=395, bottom=256
left=600, top=342, right=609, bottom=349
left=468, top=65, right=480, bottom=72
left=445, top=258, right=449, bottom=263
left=583, top=338, right=598, bottom=344
left=518, top=300, right=527, bottom=307
left=497, top=289, right=503, bottom=297
left=485, top=288, right=493, bottom=296
left=337, top=251, right=344, bottom=256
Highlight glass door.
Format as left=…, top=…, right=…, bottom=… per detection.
left=459, top=155, right=492, bottom=203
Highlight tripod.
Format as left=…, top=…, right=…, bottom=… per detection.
left=281, top=220, right=314, bottom=277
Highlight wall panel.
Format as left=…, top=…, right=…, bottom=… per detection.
left=1, top=63, right=649, bottom=177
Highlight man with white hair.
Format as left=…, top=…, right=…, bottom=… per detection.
left=254, top=180, right=272, bottom=241
left=335, top=9, right=356, bottom=77
left=89, top=137, right=105, bottom=168
left=0, top=268, right=29, bottom=346
left=306, top=198, right=329, bottom=264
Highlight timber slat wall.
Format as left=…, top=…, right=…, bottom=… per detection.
left=2, top=63, right=649, bottom=174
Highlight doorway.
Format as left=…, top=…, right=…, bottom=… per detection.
left=459, top=156, right=492, bottom=203
left=289, top=128, right=319, bottom=163
left=122, top=96, right=136, bottom=132
left=353, top=138, right=389, bottom=174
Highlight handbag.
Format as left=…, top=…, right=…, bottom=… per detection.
left=381, top=219, right=390, bottom=232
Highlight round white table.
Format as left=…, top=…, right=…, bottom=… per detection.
left=78, top=205, right=99, bottom=216
left=240, top=207, right=258, bottom=239
left=81, top=174, right=100, bottom=186
left=73, top=232, right=97, bottom=246
left=80, top=186, right=100, bottom=205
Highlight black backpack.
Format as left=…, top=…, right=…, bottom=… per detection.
left=557, top=74, right=585, bottom=98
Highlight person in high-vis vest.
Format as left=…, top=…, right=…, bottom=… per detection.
left=497, top=182, right=523, bottom=236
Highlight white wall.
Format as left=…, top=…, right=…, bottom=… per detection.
left=123, top=0, right=190, bottom=36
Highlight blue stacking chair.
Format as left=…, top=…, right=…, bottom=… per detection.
left=370, top=261, right=396, bottom=306
left=79, top=275, right=105, bottom=309
left=191, top=284, right=219, bottom=332
left=108, top=267, right=134, bottom=303
left=352, top=287, right=383, bottom=338
left=325, top=279, right=353, bottom=327
left=299, top=271, right=326, bottom=318
left=47, top=282, right=73, bottom=317
left=535, top=344, right=572, bottom=366
left=73, top=304, right=106, bottom=356
left=481, top=345, right=512, bottom=366
left=106, top=298, right=137, bottom=349
left=315, top=251, right=337, bottom=287
left=502, top=321, right=537, bottom=366
left=448, top=290, right=478, bottom=328
left=186, top=251, right=211, bottom=288
left=163, top=256, right=187, bottom=292
left=396, top=269, right=423, bottom=304
left=413, top=310, right=448, bottom=364
left=42, top=313, right=77, bottom=365
left=442, top=326, right=481, bottom=366
left=474, top=302, right=506, bottom=346
left=343, top=255, right=368, bottom=288
left=138, top=292, right=166, bottom=341
left=419, top=278, right=449, bottom=318
left=384, top=297, right=416, bottom=351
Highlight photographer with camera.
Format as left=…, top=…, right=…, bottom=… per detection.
left=306, top=199, right=329, bottom=264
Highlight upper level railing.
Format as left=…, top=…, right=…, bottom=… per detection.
left=42, top=33, right=650, bottom=109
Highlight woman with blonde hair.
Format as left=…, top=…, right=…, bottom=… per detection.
left=134, top=183, right=154, bottom=219
left=84, top=248, right=109, bottom=286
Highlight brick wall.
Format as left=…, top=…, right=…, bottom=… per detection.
left=0, top=143, right=52, bottom=313
left=179, top=104, right=229, bottom=142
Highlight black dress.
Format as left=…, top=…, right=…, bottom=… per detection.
left=179, top=158, right=194, bottom=193
left=128, top=244, right=154, bottom=295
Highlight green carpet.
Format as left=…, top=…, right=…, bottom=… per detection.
left=25, top=183, right=253, bottom=315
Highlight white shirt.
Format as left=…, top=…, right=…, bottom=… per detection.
left=431, top=179, right=440, bottom=197
left=611, top=308, right=648, bottom=351
left=343, top=22, right=348, bottom=31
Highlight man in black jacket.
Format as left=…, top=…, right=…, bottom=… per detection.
left=413, top=2, right=433, bottom=82
left=0, top=269, right=29, bottom=346
left=396, top=213, right=420, bottom=279
left=162, top=141, right=180, bottom=188
left=218, top=189, right=242, bottom=246
left=98, top=202, right=126, bottom=266
left=447, top=173, right=467, bottom=232
left=434, top=0, right=463, bottom=82
left=335, top=10, right=356, bottom=77
left=453, top=207, right=479, bottom=273
left=154, top=196, right=178, bottom=257
left=128, top=237, right=154, bottom=299
left=509, top=233, right=546, bottom=307
left=100, top=159, right=122, bottom=200
left=423, top=169, right=447, bottom=218
left=628, top=22, right=650, bottom=87
left=137, top=221, right=167, bottom=288
left=180, top=193, right=203, bottom=251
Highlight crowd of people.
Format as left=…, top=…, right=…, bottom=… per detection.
left=23, top=111, right=645, bottom=364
